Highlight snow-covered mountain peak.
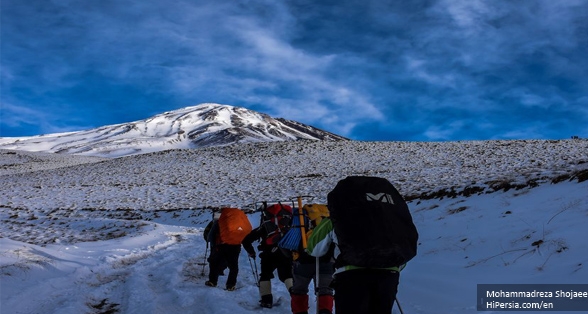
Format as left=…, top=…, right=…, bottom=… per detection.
left=0, top=103, right=348, bottom=157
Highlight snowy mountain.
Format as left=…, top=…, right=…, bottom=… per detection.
left=0, top=103, right=348, bottom=157
left=1, top=139, right=587, bottom=314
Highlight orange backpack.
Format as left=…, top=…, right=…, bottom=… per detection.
left=218, top=207, right=253, bottom=245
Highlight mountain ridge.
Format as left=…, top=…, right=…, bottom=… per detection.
left=0, top=103, right=348, bottom=157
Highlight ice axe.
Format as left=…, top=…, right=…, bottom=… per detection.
left=297, top=196, right=307, bottom=249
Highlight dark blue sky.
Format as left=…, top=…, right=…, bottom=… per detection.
left=1, top=0, right=587, bottom=140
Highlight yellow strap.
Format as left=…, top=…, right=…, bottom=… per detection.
left=297, top=196, right=307, bottom=249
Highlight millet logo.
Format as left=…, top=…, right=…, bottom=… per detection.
left=366, top=193, right=395, bottom=205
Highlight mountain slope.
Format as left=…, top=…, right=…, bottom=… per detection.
left=1, top=139, right=587, bottom=314
left=0, top=103, right=348, bottom=157
left=2, top=139, right=587, bottom=211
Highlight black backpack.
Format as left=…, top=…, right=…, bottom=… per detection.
left=327, top=176, right=419, bottom=268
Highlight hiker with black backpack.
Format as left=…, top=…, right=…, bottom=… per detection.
left=289, top=204, right=335, bottom=314
left=205, top=207, right=252, bottom=291
left=307, top=176, right=419, bottom=314
left=242, top=202, right=294, bottom=308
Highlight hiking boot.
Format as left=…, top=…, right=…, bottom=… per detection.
left=259, top=294, right=273, bottom=308
left=259, top=301, right=273, bottom=309
left=205, top=281, right=217, bottom=287
left=226, top=285, right=236, bottom=291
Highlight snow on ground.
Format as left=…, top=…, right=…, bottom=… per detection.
left=2, top=139, right=587, bottom=210
left=403, top=180, right=588, bottom=314
left=1, top=139, right=587, bottom=314
left=0, top=150, right=106, bottom=176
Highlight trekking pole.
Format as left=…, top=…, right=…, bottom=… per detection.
left=248, top=256, right=260, bottom=287
left=315, top=256, right=320, bottom=314
left=253, top=258, right=260, bottom=286
left=395, top=297, right=405, bottom=314
left=201, top=241, right=209, bottom=276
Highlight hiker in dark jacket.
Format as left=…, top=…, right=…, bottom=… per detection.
left=203, top=215, right=227, bottom=276
left=290, top=204, right=335, bottom=314
left=205, top=212, right=241, bottom=291
left=307, top=176, right=418, bottom=314
left=242, top=225, right=293, bottom=308
left=307, top=217, right=403, bottom=314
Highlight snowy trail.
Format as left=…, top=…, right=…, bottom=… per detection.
left=85, top=231, right=200, bottom=314
left=1, top=222, right=300, bottom=314
left=101, top=227, right=296, bottom=314
left=2, top=179, right=587, bottom=314
left=2, top=226, right=190, bottom=313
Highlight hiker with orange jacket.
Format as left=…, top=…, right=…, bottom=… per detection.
left=205, top=207, right=252, bottom=291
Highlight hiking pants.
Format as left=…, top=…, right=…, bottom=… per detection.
left=207, top=244, right=228, bottom=273
left=290, top=260, right=334, bottom=295
left=332, top=269, right=399, bottom=314
left=208, top=244, right=241, bottom=288
left=259, top=248, right=293, bottom=282
left=257, top=248, right=293, bottom=304
left=290, top=260, right=334, bottom=314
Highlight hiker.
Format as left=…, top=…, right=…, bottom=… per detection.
left=205, top=207, right=252, bottom=291
left=307, top=176, right=419, bottom=314
left=203, top=212, right=227, bottom=275
left=289, top=204, right=335, bottom=314
left=242, top=203, right=294, bottom=308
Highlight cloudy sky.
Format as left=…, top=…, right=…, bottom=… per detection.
left=1, top=0, right=587, bottom=141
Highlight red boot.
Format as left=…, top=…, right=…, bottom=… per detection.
left=290, top=293, right=309, bottom=314
left=318, top=294, right=334, bottom=314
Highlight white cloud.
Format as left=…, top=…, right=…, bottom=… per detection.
left=440, top=0, right=494, bottom=31
left=0, top=102, right=92, bottom=135
left=423, top=121, right=465, bottom=141
left=168, top=13, right=385, bottom=135
left=0, top=103, right=47, bottom=136
left=404, top=56, right=458, bottom=88
left=3, top=0, right=587, bottom=140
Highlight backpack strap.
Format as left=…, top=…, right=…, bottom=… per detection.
left=259, top=201, right=268, bottom=225
left=275, top=202, right=285, bottom=233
